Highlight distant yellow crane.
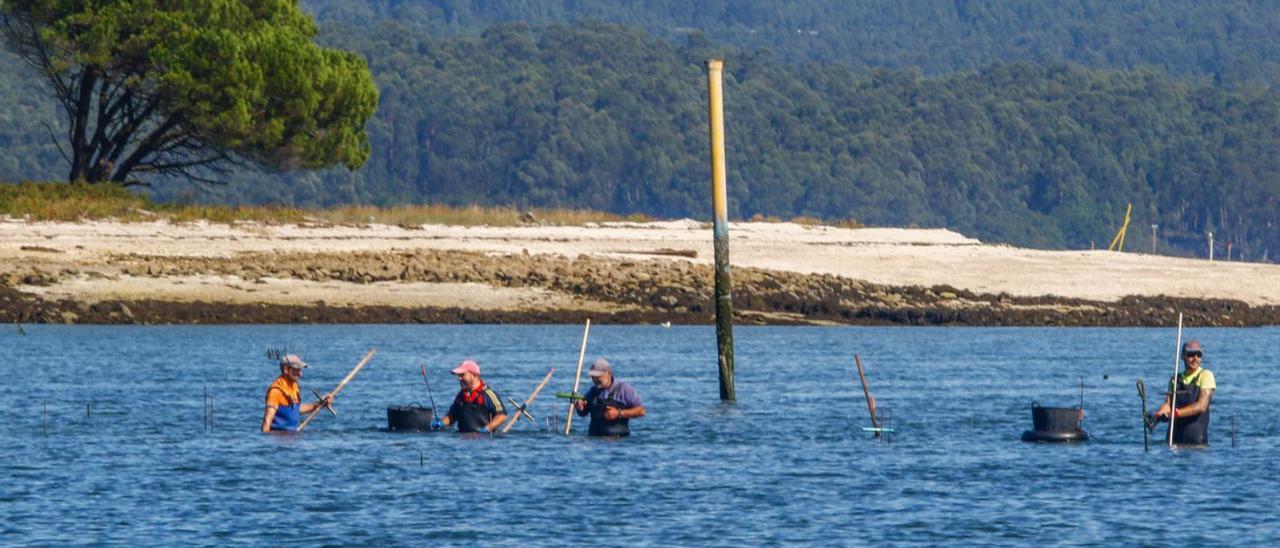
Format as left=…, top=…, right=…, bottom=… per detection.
left=1109, top=203, right=1132, bottom=251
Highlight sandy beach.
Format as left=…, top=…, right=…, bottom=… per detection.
left=2, top=218, right=1278, bottom=325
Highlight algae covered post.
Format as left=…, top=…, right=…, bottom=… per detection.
left=706, top=58, right=736, bottom=401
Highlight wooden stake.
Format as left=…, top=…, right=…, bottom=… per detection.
left=564, top=320, right=591, bottom=435
left=43, top=399, right=47, bottom=435
left=502, top=368, right=556, bottom=434
left=853, top=354, right=879, bottom=433
left=298, top=349, right=378, bottom=432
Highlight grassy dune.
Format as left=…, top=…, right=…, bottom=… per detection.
left=0, top=182, right=633, bottom=226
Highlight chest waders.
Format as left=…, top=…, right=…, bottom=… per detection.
left=454, top=388, right=498, bottom=433
left=1171, top=380, right=1210, bottom=445
left=269, top=387, right=301, bottom=431
left=588, top=397, right=631, bottom=437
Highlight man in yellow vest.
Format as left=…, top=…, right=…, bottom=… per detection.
left=1152, top=340, right=1216, bottom=445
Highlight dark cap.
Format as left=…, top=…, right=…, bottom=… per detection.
left=1182, top=340, right=1203, bottom=355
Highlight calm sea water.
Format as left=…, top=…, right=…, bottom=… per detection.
left=1, top=324, right=1277, bottom=545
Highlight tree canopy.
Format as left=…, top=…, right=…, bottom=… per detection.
left=0, top=0, right=379, bottom=184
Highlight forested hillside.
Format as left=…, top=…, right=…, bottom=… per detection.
left=304, top=0, right=1280, bottom=86
left=3, top=3, right=1280, bottom=259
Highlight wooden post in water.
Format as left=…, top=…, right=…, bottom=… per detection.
left=43, top=399, right=47, bottom=435
left=706, top=59, right=736, bottom=401
left=1169, top=313, right=1183, bottom=447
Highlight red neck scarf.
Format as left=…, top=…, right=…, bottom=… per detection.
left=463, top=382, right=487, bottom=405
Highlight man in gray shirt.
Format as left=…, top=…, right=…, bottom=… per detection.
left=574, top=358, right=645, bottom=436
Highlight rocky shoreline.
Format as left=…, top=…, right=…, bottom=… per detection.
left=3, top=247, right=1276, bottom=327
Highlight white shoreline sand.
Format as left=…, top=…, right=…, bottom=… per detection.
left=2, top=217, right=1278, bottom=306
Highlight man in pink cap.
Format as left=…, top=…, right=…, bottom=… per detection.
left=1152, top=339, right=1216, bottom=445
left=438, top=360, right=507, bottom=433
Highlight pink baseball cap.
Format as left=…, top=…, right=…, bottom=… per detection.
left=450, top=360, right=480, bottom=375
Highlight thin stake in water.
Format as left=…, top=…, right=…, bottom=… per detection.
left=1231, top=415, right=1237, bottom=448
left=420, top=364, right=439, bottom=418
left=881, top=408, right=893, bottom=446
left=1137, top=379, right=1149, bottom=453
left=43, top=399, right=47, bottom=435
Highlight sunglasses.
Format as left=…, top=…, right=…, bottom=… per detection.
left=1184, top=351, right=1203, bottom=358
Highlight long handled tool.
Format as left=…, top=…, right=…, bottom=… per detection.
left=563, top=319, right=592, bottom=435
left=502, top=368, right=556, bottom=434
left=1137, top=379, right=1149, bottom=452
left=853, top=354, right=880, bottom=436
left=297, top=349, right=377, bottom=432
left=420, top=364, right=439, bottom=417
left=1168, top=313, right=1183, bottom=447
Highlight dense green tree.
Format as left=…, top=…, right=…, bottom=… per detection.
left=0, top=0, right=379, bottom=184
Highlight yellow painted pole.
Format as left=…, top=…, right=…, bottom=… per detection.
left=706, top=59, right=735, bottom=401
left=1109, top=203, right=1132, bottom=251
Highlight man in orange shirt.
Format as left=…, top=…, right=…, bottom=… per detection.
left=261, top=354, right=333, bottom=432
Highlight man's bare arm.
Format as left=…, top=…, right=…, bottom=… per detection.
left=1177, top=388, right=1214, bottom=417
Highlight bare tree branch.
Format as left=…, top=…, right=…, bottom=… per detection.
left=39, top=120, right=71, bottom=165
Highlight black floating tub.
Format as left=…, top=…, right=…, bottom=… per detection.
left=1021, top=404, right=1089, bottom=443
left=387, top=405, right=434, bottom=432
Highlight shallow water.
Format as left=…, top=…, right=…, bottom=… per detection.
left=1, top=324, right=1277, bottom=545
